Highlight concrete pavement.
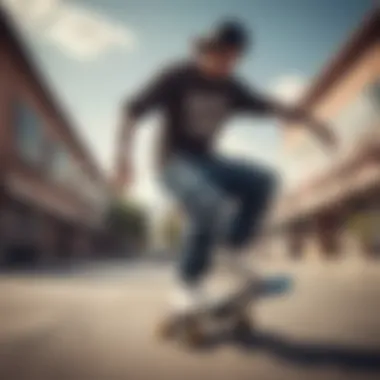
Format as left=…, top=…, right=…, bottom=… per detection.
left=0, top=260, right=379, bottom=380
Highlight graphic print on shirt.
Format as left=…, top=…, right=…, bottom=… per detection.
left=184, top=91, right=229, bottom=137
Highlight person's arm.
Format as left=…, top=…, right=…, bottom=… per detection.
left=114, top=66, right=177, bottom=194
left=269, top=100, right=337, bottom=149
left=114, top=112, right=137, bottom=195
left=233, top=81, right=337, bottom=150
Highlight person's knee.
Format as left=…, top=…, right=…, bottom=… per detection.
left=195, top=187, right=225, bottom=227
left=247, top=169, right=278, bottom=199
left=264, top=170, right=279, bottom=197
left=180, top=253, right=209, bottom=283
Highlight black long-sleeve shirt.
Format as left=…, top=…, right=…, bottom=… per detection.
left=126, top=61, right=273, bottom=161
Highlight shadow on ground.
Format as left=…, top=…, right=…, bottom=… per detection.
left=199, top=330, right=380, bottom=371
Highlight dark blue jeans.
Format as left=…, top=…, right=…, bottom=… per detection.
left=162, top=153, right=277, bottom=285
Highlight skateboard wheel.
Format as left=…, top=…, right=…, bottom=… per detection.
left=232, top=312, right=254, bottom=339
left=155, top=315, right=178, bottom=341
left=179, top=318, right=205, bottom=347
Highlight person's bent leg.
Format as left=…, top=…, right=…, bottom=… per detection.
left=161, top=155, right=225, bottom=312
left=227, top=166, right=278, bottom=249
left=202, top=156, right=278, bottom=248
left=178, top=183, right=225, bottom=284
left=202, top=157, right=278, bottom=282
left=227, top=166, right=277, bottom=282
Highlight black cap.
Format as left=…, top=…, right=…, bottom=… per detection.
left=196, top=20, right=251, bottom=53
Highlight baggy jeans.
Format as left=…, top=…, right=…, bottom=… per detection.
left=162, top=152, right=277, bottom=285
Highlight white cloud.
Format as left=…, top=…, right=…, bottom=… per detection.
left=1, top=0, right=57, bottom=26
left=0, top=0, right=136, bottom=61
left=46, top=4, right=135, bottom=61
left=270, top=75, right=307, bottom=105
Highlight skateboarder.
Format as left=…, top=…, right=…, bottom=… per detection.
left=115, top=20, right=336, bottom=317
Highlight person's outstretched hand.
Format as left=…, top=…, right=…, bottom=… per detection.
left=312, top=121, right=339, bottom=153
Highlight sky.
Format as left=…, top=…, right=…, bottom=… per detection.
left=0, top=0, right=375, bottom=210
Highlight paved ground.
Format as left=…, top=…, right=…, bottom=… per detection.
left=0, top=259, right=379, bottom=380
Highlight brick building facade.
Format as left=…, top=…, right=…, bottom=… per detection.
left=269, top=8, right=380, bottom=260
left=0, top=11, right=111, bottom=267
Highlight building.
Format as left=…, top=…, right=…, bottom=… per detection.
left=0, top=11, right=111, bottom=267
left=271, top=8, right=380, bottom=260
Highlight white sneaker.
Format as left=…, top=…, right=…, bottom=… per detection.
left=224, top=253, right=258, bottom=288
left=170, top=283, right=206, bottom=315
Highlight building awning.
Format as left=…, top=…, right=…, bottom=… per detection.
left=276, top=164, right=380, bottom=224
left=5, top=173, right=104, bottom=229
left=273, top=161, right=380, bottom=227
left=346, top=163, right=380, bottom=194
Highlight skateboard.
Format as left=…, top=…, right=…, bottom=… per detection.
left=156, top=275, right=293, bottom=346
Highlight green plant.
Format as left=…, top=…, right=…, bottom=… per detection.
left=106, top=198, right=149, bottom=248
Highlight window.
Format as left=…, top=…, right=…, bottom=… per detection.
left=47, top=145, right=98, bottom=201
left=63, top=158, right=80, bottom=189
left=49, top=144, right=71, bottom=182
left=79, top=175, right=100, bottom=202
left=13, top=101, right=45, bottom=164
left=367, top=80, right=380, bottom=107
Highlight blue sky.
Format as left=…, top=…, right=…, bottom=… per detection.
left=1, top=0, right=374, bottom=206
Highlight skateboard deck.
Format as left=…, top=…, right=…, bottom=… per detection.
left=157, top=275, right=293, bottom=345
left=190, top=274, right=293, bottom=318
